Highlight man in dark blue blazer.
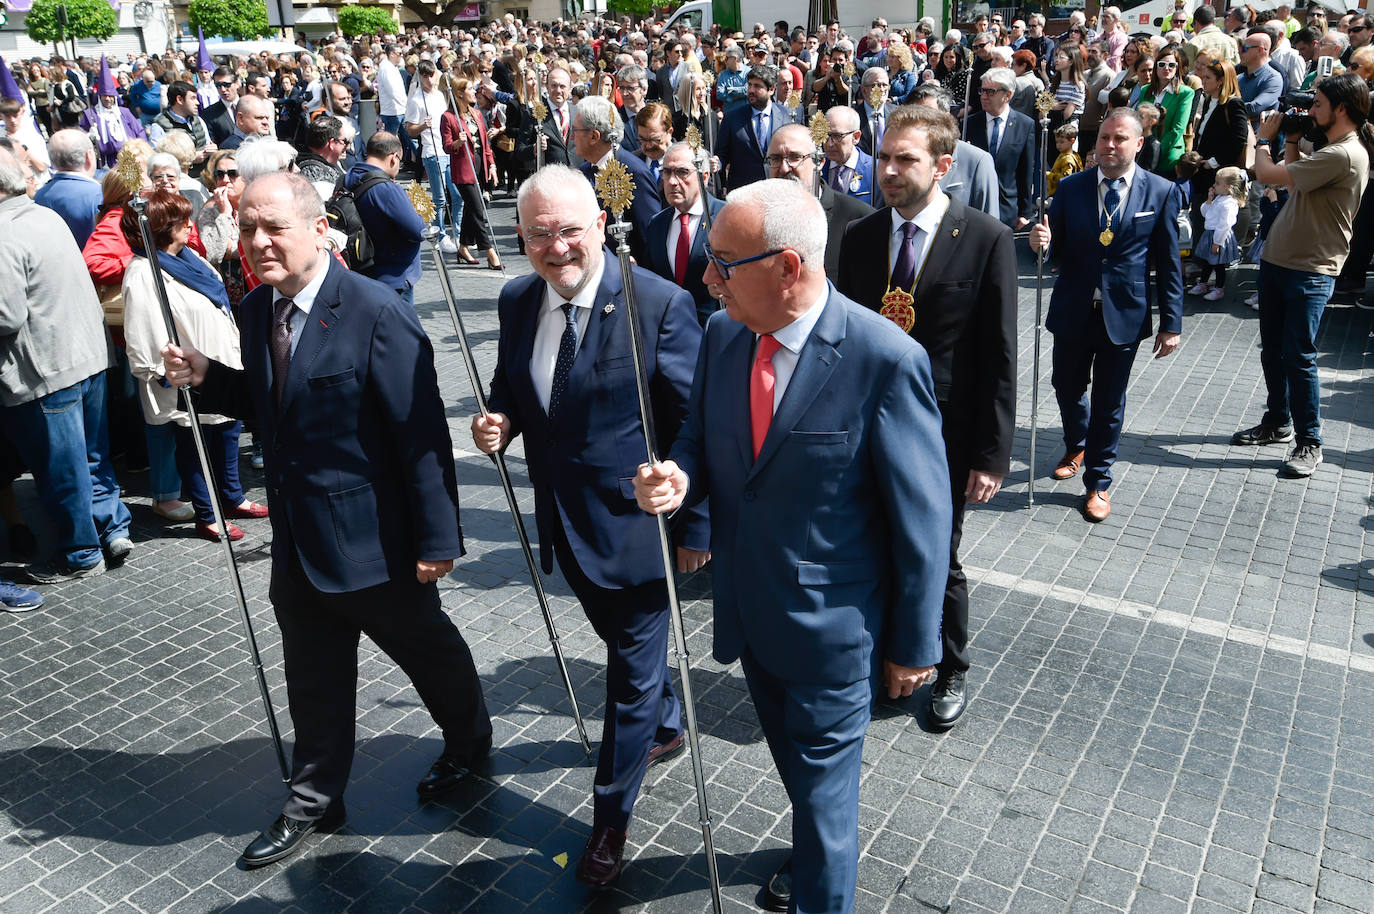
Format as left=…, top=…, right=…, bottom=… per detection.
left=853, top=70, right=894, bottom=156
left=715, top=65, right=792, bottom=191
left=964, top=67, right=1036, bottom=228
left=162, top=173, right=491, bottom=868
left=472, top=166, right=708, bottom=888
left=574, top=95, right=661, bottom=265
left=644, top=142, right=725, bottom=325
left=635, top=179, right=952, bottom=914
left=1030, top=108, right=1184, bottom=522
left=821, top=104, right=880, bottom=205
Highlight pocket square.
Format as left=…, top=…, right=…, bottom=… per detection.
left=1134, top=210, right=1155, bottom=218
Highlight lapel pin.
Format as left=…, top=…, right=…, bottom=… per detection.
left=603, top=302, right=616, bottom=315
left=952, top=228, right=960, bottom=237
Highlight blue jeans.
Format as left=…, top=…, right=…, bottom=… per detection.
left=380, top=114, right=416, bottom=164
left=1257, top=261, right=1334, bottom=446
left=145, top=423, right=180, bottom=502
left=172, top=421, right=244, bottom=524
left=421, top=154, right=462, bottom=240
left=3, top=374, right=132, bottom=568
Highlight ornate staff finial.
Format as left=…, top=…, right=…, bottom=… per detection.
left=532, top=96, right=548, bottom=121
left=809, top=110, right=829, bottom=148
left=407, top=179, right=436, bottom=225
left=784, top=89, right=801, bottom=110
left=868, top=84, right=885, bottom=109
left=530, top=51, right=545, bottom=68
left=843, top=61, right=856, bottom=79
left=1035, top=90, right=1055, bottom=116
left=114, top=145, right=144, bottom=196
left=594, top=157, right=634, bottom=220
left=685, top=123, right=703, bottom=154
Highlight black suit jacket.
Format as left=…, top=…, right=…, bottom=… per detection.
left=965, top=109, right=1036, bottom=226
left=644, top=194, right=726, bottom=324
left=853, top=100, right=895, bottom=156
left=818, top=183, right=874, bottom=278
left=835, top=197, right=1018, bottom=477
left=518, top=101, right=581, bottom=168
left=202, top=99, right=236, bottom=145
left=654, top=65, right=682, bottom=113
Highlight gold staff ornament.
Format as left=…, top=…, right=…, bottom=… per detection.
left=1035, top=90, right=1055, bottom=116
left=809, top=110, right=829, bottom=147
left=869, top=84, right=885, bottom=110
left=843, top=60, right=856, bottom=79
left=785, top=89, right=801, bottom=110
left=532, top=95, right=548, bottom=121
left=408, top=180, right=436, bottom=225
left=685, top=123, right=703, bottom=154
left=530, top=51, right=545, bottom=68
left=114, top=145, right=144, bottom=195
left=594, top=157, right=634, bottom=218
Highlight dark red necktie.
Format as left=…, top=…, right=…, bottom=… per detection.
left=674, top=212, right=691, bottom=286
left=750, top=334, right=783, bottom=460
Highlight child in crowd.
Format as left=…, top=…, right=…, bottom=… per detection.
left=1174, top=151, right=1201, bottom=258
left=1189, top=165, right=1247, bottom=301
left=1046, top=123, right=1082, bottom=196
left=1136, top=103, right=1161, bottom=173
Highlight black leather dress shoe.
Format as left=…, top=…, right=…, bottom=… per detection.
left=762, top=856, right=792, bottom=912
left=238, top=804, right=344, bottom=869
left=646, top=732, right=685, bottom=768
left=575, top=824, right=626, bottom=887
left=417, top=736, right=492, bottom=799
left=930, top=670, right=967, bottom=730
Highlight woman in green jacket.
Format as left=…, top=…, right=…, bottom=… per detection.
left=1135, top=44, right=1194, bottom=178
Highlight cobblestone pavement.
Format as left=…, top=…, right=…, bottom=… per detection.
left=2, top=192, right=1373, bottom=914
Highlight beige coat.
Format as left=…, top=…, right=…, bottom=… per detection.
left=121, top=253, right=241, bottom=427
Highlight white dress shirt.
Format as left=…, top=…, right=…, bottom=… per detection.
left=1096, top=164, right=1136, bottom=226
left=272, top=253, right=331, bottom=357
left=985, top=110, right=1004, bottom=154
left=763, top=284, right=829, bottom=411
left=887, top=191, right=950, bottom=281
left=530, top=256, right=606, bottom=412
left=666, top=196, right=705, bottom=274
left=377, top=59, right=408, bottom=117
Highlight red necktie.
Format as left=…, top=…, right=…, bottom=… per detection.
left=557, top=108, right=567, bottom=140
left=750, top=334, right=783, bottom=460
left=674, top=212, right=691, bottom=286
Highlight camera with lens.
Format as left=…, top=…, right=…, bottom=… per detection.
left=1279, top=91, right=1322, bottom=142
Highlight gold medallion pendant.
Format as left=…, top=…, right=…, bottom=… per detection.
left=1099, top=229, right=1114, bottom=246
left=879, top=288, right=916, bottom=333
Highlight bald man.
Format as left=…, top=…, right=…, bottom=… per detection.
left=820, top=104, right=878, bottom=204
left=219, top=93, right=275, bottom=150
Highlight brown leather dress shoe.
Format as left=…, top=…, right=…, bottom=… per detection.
left=1083, top=490, right=1111, bottom=522
left=646, top=732, right=685, bottom=768
left=576, top=824, right=626, bottom=887
left=1052, top=449, right=1085, bottom=480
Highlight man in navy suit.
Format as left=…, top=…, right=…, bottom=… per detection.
left=1030, top=108, right=1184, bottom=522
left=715, top=65, right=792, bottom=190
left=821, top=104, right=879, bottom=205
left=644, top=142, right=724, bottom=325
left=471, top=166, right=708, bottom=888
left=574, top=95, right=661, bottom=265
left=525, top=65, right=581, bottom=168
left=964, top=67, right=1036, bottom=229
left=635, top=179, right=952, bottom=914
left=162, top=173, right=491, bottom=868
left=854, top=67, right=895, bottom=155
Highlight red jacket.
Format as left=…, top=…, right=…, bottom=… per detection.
left=441, top=109, right=495, bottom=186
left=83, top=205, right=207, bottom=287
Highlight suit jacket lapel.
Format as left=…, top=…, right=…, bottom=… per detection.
left=748, top=288, right=845, bottom=478
left=914, top=199, right=968, bottom=305
left=720, top=322, right=756, bottom=471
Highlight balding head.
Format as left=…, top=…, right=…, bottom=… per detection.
left=238, top=172, right=329, bottom=295
left=48, top=129, right=95, bottom=175
left=235, top=93, right=274, bottom=137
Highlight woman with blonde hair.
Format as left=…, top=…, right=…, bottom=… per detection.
left=886, top=42, right=917, bottom=104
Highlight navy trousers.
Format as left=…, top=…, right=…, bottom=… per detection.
left=1051, top=312, right=1141, bottom=492
left=741, top=650, right=873, bottom=914
left=551, top=516, right=681, bottom=833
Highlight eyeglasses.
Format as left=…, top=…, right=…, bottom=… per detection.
left=979, top=86, right=1006, bottom=94
left=1156, top=60, right=1177, bottom=69
left=215, top=81, right=235, bottom=88
left=1243, top=44, right=1262, bottom=50
left=704, top=243, right=797, bottom=279
left=764, top=151, right=809, bottom=167
left=661, top=166, right=695, bottom=180
left=524, top=222, right=593, bottom=248
left=151, top=172, right=178, bottom=184
left=213, top=168, right=239, bottom=180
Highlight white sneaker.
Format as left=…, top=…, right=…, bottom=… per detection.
left=1203, top=287, right=1225, bottom=301
left=1188, top=282, right=1210, bottom=296
left=439, top=235, right=458, bottom=254
left=1246, top=292, right=1260, bottom=310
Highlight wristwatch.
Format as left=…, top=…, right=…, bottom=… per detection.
left=1255, top=138, right=1272, bottom=147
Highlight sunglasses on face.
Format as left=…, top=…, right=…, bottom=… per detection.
left=214, top=168, right=239, bottom=180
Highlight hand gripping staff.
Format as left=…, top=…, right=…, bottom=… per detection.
left=1029, top=90, right=1055, bottom=507
left=407, top=181, right=592, bottom=755
left=595, top=158, right=723, bottom=913
left=114, top=147, right=289, bottom=783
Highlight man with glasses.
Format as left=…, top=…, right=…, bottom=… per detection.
left=615, top=64, right=650, bottom=153
left=821, top=105, right=877, bottom=204
left=1169, top=11, right=1191, bottom=36
left=855, top=66, right=893, bottom=156
left=964, top=34, right=997, bottom=121
left=654, top=39, right=684, bottom=112
left=573, top=95, right=660, bottom=263
left=633, top=176, right=950, bottom=914
left=472, top=165, right=706, bottom=889
left=201, top=67, right=239, bottom=146
left=645, top=141, right=725, bottom=323
left=966, top=67, right=1035, bottom=229
left=1343, top=14, right=1372, bottom=66
left=296, top=115, right=349, bottom=198
left=1238, top=32, right=1284, bottom=122
left=765, top=123, right=874, bottom=275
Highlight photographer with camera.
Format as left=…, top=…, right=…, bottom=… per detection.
left=1231, top=73, right=1373, bottom=478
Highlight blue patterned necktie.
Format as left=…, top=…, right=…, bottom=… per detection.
left=1101, top=177, right=1123, bottom=234
left=989, top=115, right=1002, bottom=156
left=754, top=109, right=767, bottom=151
left=548, top=303, right=577, bottom=418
